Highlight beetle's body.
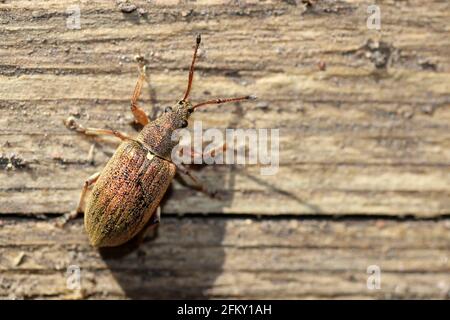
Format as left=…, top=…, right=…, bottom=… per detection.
left=85, top=103, right=189, bottom=247
left=63, top=35, right=254, bottom=247
left=85, top=141, right=176, bottom=247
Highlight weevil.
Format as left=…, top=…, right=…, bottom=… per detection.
left=62, top=35, right=255, bottom=247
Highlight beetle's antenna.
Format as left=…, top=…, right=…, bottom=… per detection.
left=183, top=34, right=201, bottom=101
left=192, top=95, right=256, bottom=110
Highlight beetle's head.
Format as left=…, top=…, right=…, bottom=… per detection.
left=159, top=100, right=193, bottom=130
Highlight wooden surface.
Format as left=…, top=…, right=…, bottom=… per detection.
left=0, top=0, right=449, bottom=299
left=2, top=217, right=450, bottom=299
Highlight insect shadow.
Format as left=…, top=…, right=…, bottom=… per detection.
left=96, top=106, right=245, bottom=299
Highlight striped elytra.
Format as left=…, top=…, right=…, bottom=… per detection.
left=85, top=140, right=175, bottom=247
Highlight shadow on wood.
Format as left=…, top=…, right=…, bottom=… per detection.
left=98, top=198, right=228, bottom=299
left=96, top=159, right=235, bottom=299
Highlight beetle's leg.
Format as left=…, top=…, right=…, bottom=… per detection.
left=205, top=142, right=227, bottom=158
left=134, top=206, right=161, bottom=244
left=56, top=171, right=101, bottom=227
left=74, top=172, right=101, bottom=216
left=64, top=116, right=134, bottom=141
left=174, top=163, right=220, bottom=199
left=187, top=142, right=228, bottom=163
left=130, top=57, right=150, bottom=126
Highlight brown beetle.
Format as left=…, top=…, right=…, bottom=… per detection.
left=62, top=35, right=254, bottom=247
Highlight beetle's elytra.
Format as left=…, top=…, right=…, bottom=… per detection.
left=62, top=35, right=255, bottom=247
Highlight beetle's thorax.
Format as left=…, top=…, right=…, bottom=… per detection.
left=137, top=101, right=192, bottom=159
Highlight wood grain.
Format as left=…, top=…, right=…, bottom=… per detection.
left=0, top=0, right=449, bottom=299
left=1, top=0, right=449, bottom=217
left=1, top=217, right=449, bottom=299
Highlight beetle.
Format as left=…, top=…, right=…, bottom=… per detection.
left=61, top=35, right=255, bottom=247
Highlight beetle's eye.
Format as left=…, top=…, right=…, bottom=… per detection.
left=180, top=120, right=188, bottom=128
left=165, top=106, right=172, bottom=113
left=178, top=100, right=184, bottom=105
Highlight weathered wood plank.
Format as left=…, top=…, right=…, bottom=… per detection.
left=1, top=163, right=449, bottom=215
left=1, top=0, right=449, bottom=217
left=0, top=0, right=449, bottom=300
left=0, top=217, right=449, bottom=299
